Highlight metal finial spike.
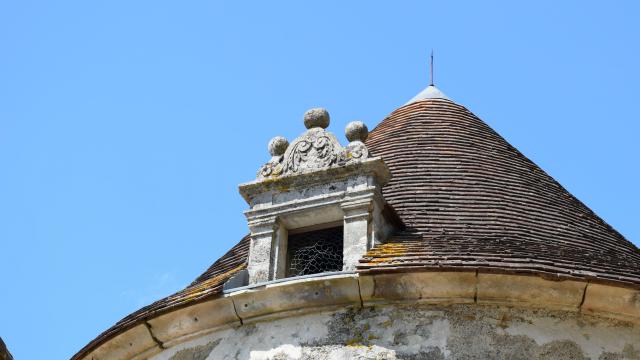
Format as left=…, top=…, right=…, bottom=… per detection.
left=429, top=49, right=434, bottom=86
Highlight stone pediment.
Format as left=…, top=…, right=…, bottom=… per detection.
left=257, top=108, right=370, bottom=179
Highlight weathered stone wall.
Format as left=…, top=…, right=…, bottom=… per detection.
left=150, top=304, right=639, bottom=360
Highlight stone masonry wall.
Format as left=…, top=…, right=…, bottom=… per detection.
left=150, top=304, right=639, bottom=360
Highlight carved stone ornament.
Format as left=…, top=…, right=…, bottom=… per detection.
left=257, top=109, right=371, bottom=179
left=257, top=156, right=285, bottom=178
left=345, top=140, right=369, bottom=160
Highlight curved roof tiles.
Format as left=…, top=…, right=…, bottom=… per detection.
left=360, top=98, right=639, bottom=286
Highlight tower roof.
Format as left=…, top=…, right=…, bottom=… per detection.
left=73, top=90, right=640, bottom=360
left=406, top=84, right=449, bottom=104
left=360, top=97, right=639, bottom=284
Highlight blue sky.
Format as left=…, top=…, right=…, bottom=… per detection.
left=1, top=1, right=639, bottom=359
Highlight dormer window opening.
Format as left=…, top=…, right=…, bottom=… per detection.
left=239, top=108, right=400, bottom=285
left=286, top=226, right=344, bottom=277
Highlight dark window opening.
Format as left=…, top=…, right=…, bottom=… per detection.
left=286, top=226, right=343, bottom=277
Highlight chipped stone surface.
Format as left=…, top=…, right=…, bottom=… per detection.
left=150, top=304, right=640, bottom=360
left=168, top=340, right=220, bottom=360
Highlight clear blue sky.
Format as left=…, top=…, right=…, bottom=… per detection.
left=1, top=1, right=638, bottom=358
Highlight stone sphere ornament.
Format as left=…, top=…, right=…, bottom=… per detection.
left=345, top=121, right=369, bottom=142
left=303, top=108, right=330, bottom=129
left=268, top=136, right=289, bottom=156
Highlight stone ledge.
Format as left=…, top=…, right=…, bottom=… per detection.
left=81, top=324, right=160, bottom=360
left=359, top=271, right=476, bottom=305
left=229, top=273, right=362, bottom=322
left=476, top=273, right=586, bottom=311
left=76, top=271, right=640, bottom=360
left=146, top=297, right=241, bottom=348
left=581, top=283, right=640, bottom=322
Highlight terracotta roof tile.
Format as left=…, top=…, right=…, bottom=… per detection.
left=360, top=99, right=640, bottom=287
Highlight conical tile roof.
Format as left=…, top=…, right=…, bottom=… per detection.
left=359, top=97, right=640, bottom=286
left=73, top=90, right=640, bottom=360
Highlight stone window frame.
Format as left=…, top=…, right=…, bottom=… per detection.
left=240, top=158, right=402, bottom=285
left=246, top=194, right=377, bottom=283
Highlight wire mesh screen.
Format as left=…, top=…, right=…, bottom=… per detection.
left=287, top=226, right=344, bottom=277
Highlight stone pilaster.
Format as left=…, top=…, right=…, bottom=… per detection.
left=247, top=217, right=279, bottom=284
left=341, top=199, right=372, bottom=271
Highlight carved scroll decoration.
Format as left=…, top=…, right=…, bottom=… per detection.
left=257, top=128, right=369, bottom=179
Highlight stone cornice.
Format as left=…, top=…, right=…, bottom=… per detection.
left=239, top=157, right=390, bottom=204
left=77, top=270, right=640, bottom=360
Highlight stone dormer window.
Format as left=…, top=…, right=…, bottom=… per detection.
left=239, top=108, right=401, bottom=285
